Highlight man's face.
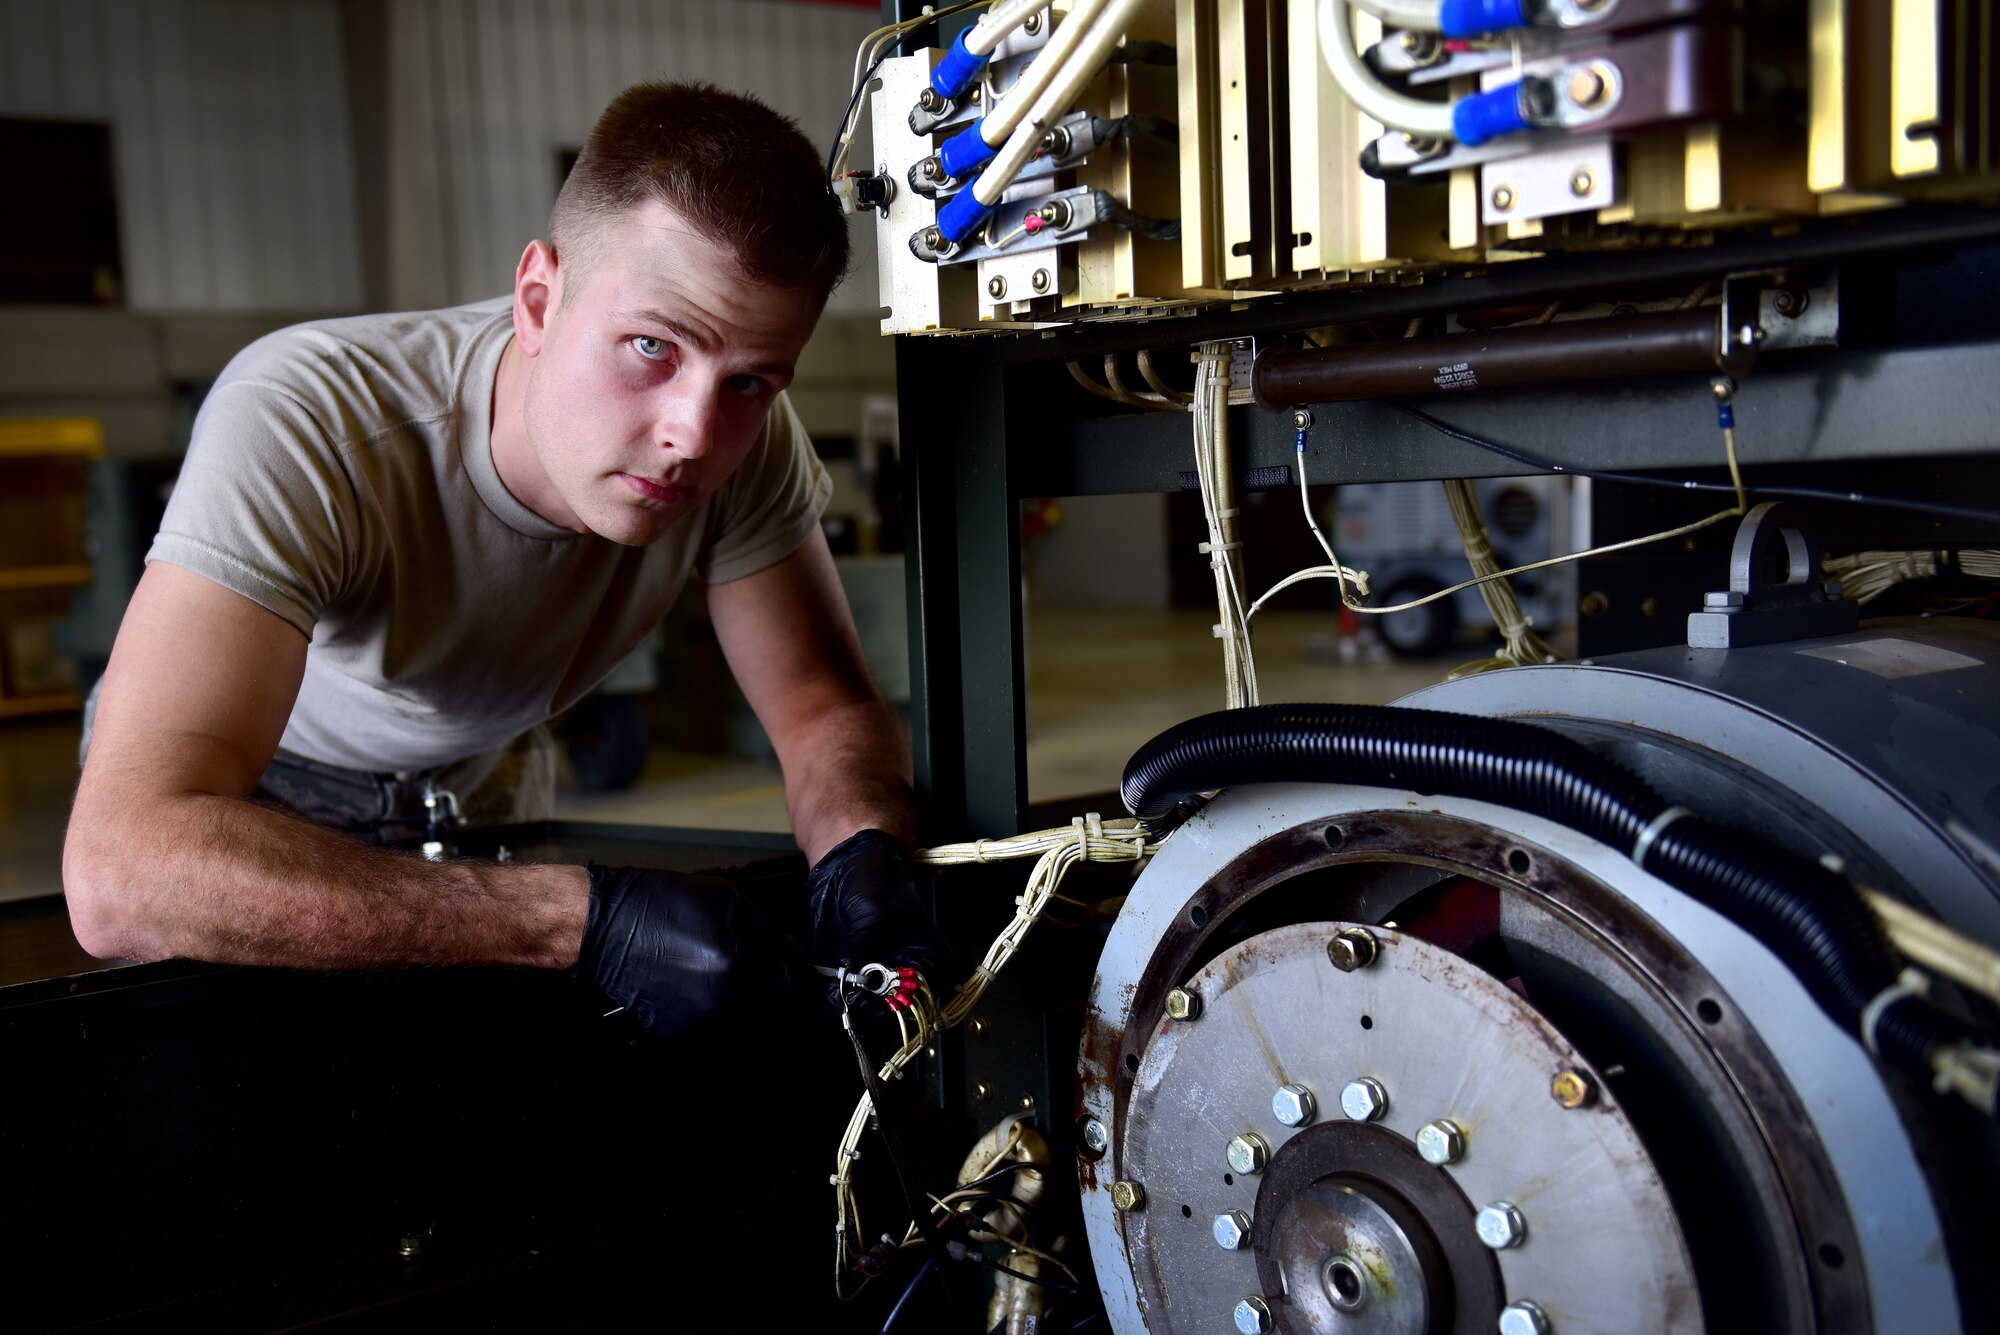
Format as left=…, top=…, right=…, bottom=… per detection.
left=513, top=200, right=821, bottom=545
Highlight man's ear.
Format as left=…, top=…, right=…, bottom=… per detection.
left=513, top=240, right=561, bottom=358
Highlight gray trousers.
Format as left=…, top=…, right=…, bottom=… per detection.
left=81, top=680, right=557, bottom=846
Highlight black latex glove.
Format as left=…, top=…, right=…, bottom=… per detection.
left=806, top=829, right=954, bottom=991
left=573, top=863, right=794, bottom=1036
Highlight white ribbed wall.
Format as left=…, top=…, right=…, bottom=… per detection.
left=0, top=0, right=364, bottom=312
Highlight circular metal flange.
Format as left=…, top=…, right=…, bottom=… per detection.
left=1118, top=920, right=1696, bottom=1334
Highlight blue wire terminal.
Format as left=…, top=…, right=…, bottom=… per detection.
left=938, top=121, right=999, bottom=180
left=936, top=188, right=996, bottom=246
left=1439, top=0, right=1529, bottom=37
left=929, top=29, right=988, bottom=101
left=1452, top=81, right=1534, bottom=147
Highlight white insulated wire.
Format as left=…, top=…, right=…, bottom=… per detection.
left=975, top=0, right=1114, bottom=151
left=1348, top=0, right=1448, bottom=31
left=1316, top=0, right=1458, bottom=139
left=974, top=0, right=1143, bottom=203
left=1192, top=346, right=1259, bottom=708
left=966, top=0, right=1050, bottom=55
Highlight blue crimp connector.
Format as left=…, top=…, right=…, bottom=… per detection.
left=1452, top=82, right=1533, bottom=147
left=929, top=29, right=988, bottom=100
left=1717, top=403, right=1736, bottom=430
left=1439, top=0, right=1529, bottom=38
left=936, top=188, right=996, bottom=246
left=939, top=121, right=999, bottom=180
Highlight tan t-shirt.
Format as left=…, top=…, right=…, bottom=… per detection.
left=148, top=297, right=830, bottom=772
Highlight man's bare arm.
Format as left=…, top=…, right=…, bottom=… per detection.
left=707, top=530, right=913, bottom=863
left=64, top=562, right=587, bottom=968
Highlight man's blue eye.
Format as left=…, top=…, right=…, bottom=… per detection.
left=728, top=374, right=768, bottom=397
left=632, top=335, right=668, bottom=361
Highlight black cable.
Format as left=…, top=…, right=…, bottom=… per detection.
left=878, top=1252, right=934, bottom=1335
left=827, top=54, right=889, bottom=187
left=1109, top=38, right=1176, bottom=65
left=1390, top=400, right=2000, bottom=527
left=1089, top=113, right=1178, bottom=145
left=1090, top=189, right=1180, bottom=242
left=989, top=1257, right=1078, bottom=1291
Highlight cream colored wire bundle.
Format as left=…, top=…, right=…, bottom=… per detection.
left=1192, top=343, right=1259, bottom=708
left=832, top=815, right=1158, bottom=1298
left=1440, top=478, right=1563, bottom=678
left=1824, top=549, right=2000, bottom=604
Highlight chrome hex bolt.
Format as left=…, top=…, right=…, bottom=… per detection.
left=1080, top=1116, right=1110, bottom=1155
left=1340, top=1078, right=1388, bottom=1122
left=1272, top=1084, right=1316, bottom=1128
left=1499, top=1300, right=1552, bottom=1335
left=1477, top=1201, right=1527, bottom=1250
left=917, top=88, right=945, bottom=114
left=1416, top=1119, right=1465, bottom=1165
left=1110, top=1180, right=1146, bottom=1212
left=1226, top=1133, right=1270, bottom=1175
left=1233, top=1296, right=1274, bottom=1335
left=1164, top=988, right=1203, bottom=1021
left=1212, top=1209, right=1252, bottom=1250
left=1551, top=1069, right=1596, bottom=1109
left=1327, top=928, right=1378, bottom=972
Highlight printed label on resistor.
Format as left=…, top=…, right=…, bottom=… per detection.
left=1434, top=362, right=1478, bottom=390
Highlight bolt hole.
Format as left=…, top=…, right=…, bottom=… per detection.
left=1330, top=1259, right=1363, bottom=1303
left=1359, top=1014, right=1374, bottom=1030
left=1223, top=1173, right=1235, bottom=1186
left=1324, top=825, right=1344, bottom=850
left=1697, top=998, right=1723, bottom=1025
left=1180, top=1203, right=1192, bottom=1219
left=1507, top=848, right=1532, bottom=875
left=1190, top=903, right=1211, bottom=927
left=1817, top=1242, right=1845, bottom=1268
left=1125, top=1052, right=1140, bottom=1073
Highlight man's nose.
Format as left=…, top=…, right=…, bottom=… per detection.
left=658, top=386, right=719, bottom=460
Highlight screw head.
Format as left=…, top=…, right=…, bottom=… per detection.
left=1271, top=1084, right=1317, bottom=1127
left=1110, top=1180, right=1146, bottom=1212
left=1569, top=167, right=1595, bottom=197
left=920, top=156, right=942, bottom=180
left=972, top=1081, right=993, bottom=1102
left=1327, top=928, right=1378, bottom=972
left=987, top=275, right=1007, bottom=299
left=1031, top=268, right=1051, bottom=293
left=1490, top=183, right=1516, bottom=212
left=1565, top=66, right=1607, bottom=107
left=1417, top=1119, right=1465, bottom=1165
left=1165, top=987, right=1203, bottom=1021
left=1476, top=1201, right=1527, bottom=1250
left=1290, top=408, right=1314, bottom=430
left=1024, top=10, right=1042, bottom=33
left=1233, top=1296, right=1274, bottom=1335
left=1213, top=1209, right=1252, bottom=1250
left=1340, top=1078, right=1388, bottom=1122
left=1499, top=1300, right=1552, bottom=1335
left=970, top=1016, right=989, bottom=1039
left=1226, top=1133, right=1270, bottom=1175
left=1081, top=1116, right=1111, bottom=1154
left=922, top=227, right=944, bottom=250
left=1552, top=1069, right=1596, bottom=1109
left=917, top=87, right=944, bottom=113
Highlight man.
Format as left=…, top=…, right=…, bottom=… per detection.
left=64, top=82, right=944, bottom=1033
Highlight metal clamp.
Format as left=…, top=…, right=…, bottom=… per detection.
left=1686, top=502, right=1861, bottom=649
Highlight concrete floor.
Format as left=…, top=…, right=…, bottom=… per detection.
left=0, top=607, right=1460, bottom=983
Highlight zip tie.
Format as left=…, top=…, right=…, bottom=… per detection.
left=1861, top=966, right=1929, bottom=1058
left=1630, top=806, right=1692, bottom=868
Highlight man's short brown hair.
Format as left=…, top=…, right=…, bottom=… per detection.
left=550, top=81, right=849, bottom=302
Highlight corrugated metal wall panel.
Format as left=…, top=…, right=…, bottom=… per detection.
left=0, top=0, right=365, bottom=313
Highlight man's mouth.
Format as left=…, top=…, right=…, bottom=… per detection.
left=618, top=473, right=693, bottom=505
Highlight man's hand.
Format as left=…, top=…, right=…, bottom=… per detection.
left=805, top=830, right=953, bottom=990
left=574, top=864, right=796, bottom=1035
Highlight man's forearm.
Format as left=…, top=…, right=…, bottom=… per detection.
left=776, top=697, right=914, bottom=863
left=66, top=790, right=586, bottom=969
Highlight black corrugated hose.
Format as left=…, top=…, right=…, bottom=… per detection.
left=1121, top=703, right=1979, bottom=1090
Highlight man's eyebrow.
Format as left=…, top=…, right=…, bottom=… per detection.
left=613, top=307, right=714, bottom=353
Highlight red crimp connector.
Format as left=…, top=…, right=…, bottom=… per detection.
left=1023, top=215, right=1046, bottom=234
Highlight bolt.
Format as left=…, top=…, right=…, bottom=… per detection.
left=987, top=275, right=1008, bottom=300
left=1037, top=198, right=1072, bottom=228
left=1226, top=1133, right=1270, bottom=1175
left=1020, top=1094, right=1036, bottom=1111
left=1110, top=1180, right=1146, bottom=1212
left=1291, top=408, right=1314, bottom=430
left=1552, top=1069, right=1597, bottom=1108
left=1490, top=183, right=1516, bottom=212
left=1081, top=1116, right=1111, bottom=1154
left=1711, top=375, right=1736, bottom=402
left=1565, top=65, right=1608, bottom=108
left=917, top=88, right=944, bottom=113
left=1704, top=590, right=1744, bottom=608
left=1213, top=1209, right=1252, bottom=1250
left=1579, top=591, right=1610, bottom=618
left=1327, top=928, right=1378, bottom=972
left=1499, top=1300, right=1553, bottom=1335
left=1031, top=268, right=1051, bottom=293
left=1024, top=10, right=1043, bottom=33
left=920, top=156, right=942, bottom=180
left=1569, top=167, right=1595, bottom=197
left=1041, top=125, right=1071, bottom=156
left=1272, top=1084, right=1317, bottom=1127
left=1476, top=1201, right=1527, bottom=1250
left=970, top=1016, right=989, bottom=1039
left=1165, top=987, right=1203, bottom=1021
left=1233, top=1296, right=1274, bottom=1335
left=922, top=226, right=944, bottom=251
left=1416, top=1119, right=1465, bottom=1165
left=1341, top=1078, right=1388, bottom=1122
left=973, top=1081, right=993, bottom=1101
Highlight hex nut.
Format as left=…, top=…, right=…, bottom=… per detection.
left=1565, top=66, right=1607, bottom=107
left=1081, top=1117, right=1111, bottom=1154
left=1340, top=1078, right=1388, bottom=1122
left=1477, top=1201, right=1527, bottom=1250
left=1213, top=1209, right=1252, bottom=1250
left=1226, top=1133, right=1270, bottom=1175
left=1110, top=1180, right=1146, bottom=1212
left=1233, top=1296, right=1274, bottom=1335
left=1271, top=1084, right=1317, bottom=1128
left=1165, top=988, right=1203, bottom=1022
left=1499, top=1300, right=1552, bottom=1335
left=1327, top=928, right=1378, bottom=972
left=1552, top=1069, right=1597, bottom=1109
left=1416, top=1119, right=1465, bottom=1165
